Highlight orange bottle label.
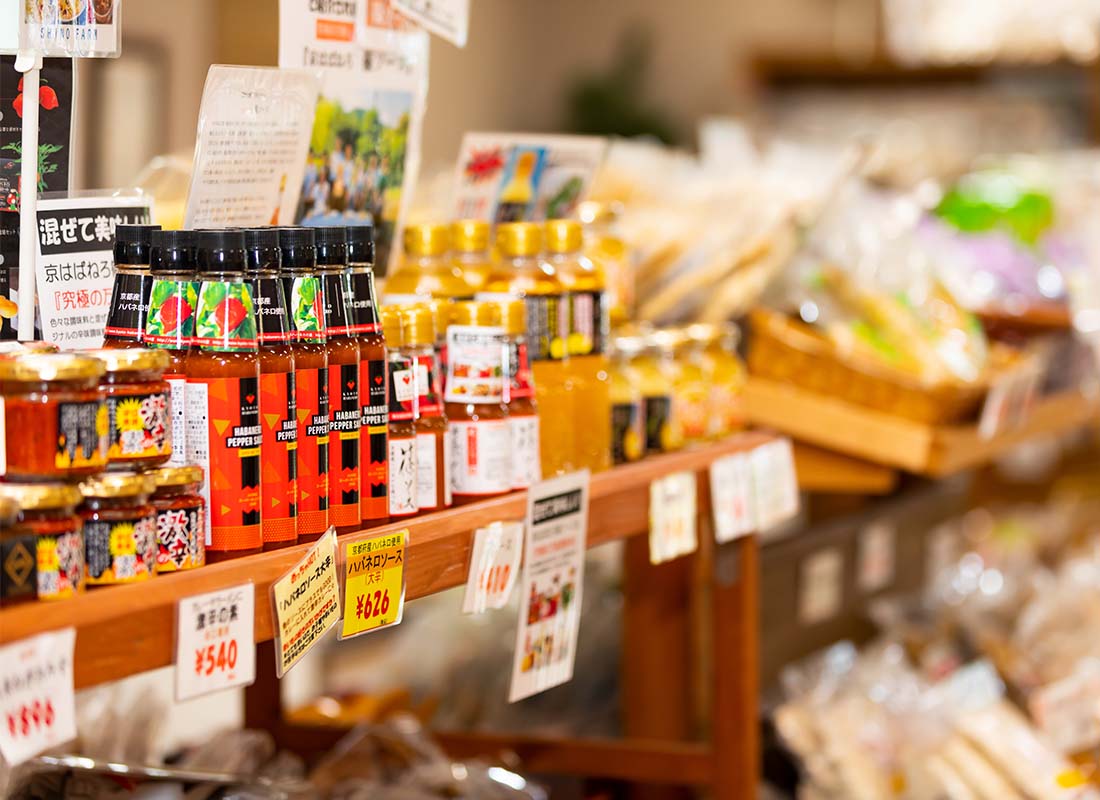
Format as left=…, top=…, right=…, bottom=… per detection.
left=260, top=368, right=298, bottom=543
left=328, top=361, right=361, bottom=527
left=360, top=356, right=388, bottom=522
left=295, top=365, right=329, bottom=536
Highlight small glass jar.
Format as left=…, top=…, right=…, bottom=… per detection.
left=608, top=334, right=646, bottom=464
left=0, top=341, right=59, bottom=354
left=0, top=483, right=84, bottom=601
left=0, top=353, right=107, bottom=480
left=87, top=348, right=172, bottom=469
left=151, top=465, right=206, bottom=573
left=0, top=496, right=37, bottom=606
left=79, top=472, right=158, bottom=586
left=636, top=330, right=684, bottom=454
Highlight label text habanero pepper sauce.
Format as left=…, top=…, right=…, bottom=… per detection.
left=184, top=230, right=262, bottom=562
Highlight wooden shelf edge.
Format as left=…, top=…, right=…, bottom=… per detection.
left=0, top=433, right=772, bottom=689
left=791, top=441, right=898, bottom=495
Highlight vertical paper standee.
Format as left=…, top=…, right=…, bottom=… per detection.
left=15, top=52, right=40, bottom=340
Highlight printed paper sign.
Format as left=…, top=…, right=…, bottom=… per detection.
left=799, top=548, right=843, bottom=625
left=463, top=521, right=523, bottom=614
left=393, top=0, right=469, bottom=47
left=35, top=195, right=150, bottom=348
left=21, top=0, right=121, bottom=58
left=174, top=583, right=256, bottom=701
left=452, top=133, right=606, bottom=224
left=751, top=438, right=799, bottom=531
left=857, top=520, right=896, bottom=593
left=279, top=0, right=429, bottom=273
left=649, top=471, right=698, bottom=564
left=509, top=471, right=589, bottom=702
left=0, top=628, right=76, bottom=766
left=340, top=529, right=407, bottom=639
left=710, top=452, right=756, bottom=543
left=184, top=66, right=318, bottom=229
left=271, top=528, right=340, bottom=677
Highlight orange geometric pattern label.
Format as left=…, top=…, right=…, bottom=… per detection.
left=260, top=369, right=298, bottom=544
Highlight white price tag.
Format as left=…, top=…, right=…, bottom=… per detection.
left=0, top=628, right=77, bottom=766
left=751, top=439, right=799, bottom=530
left=175, top=583, right=256, bottom=701
left=799, top=548, right=843, bottom=625
left=857, top=520, right=896, bottom=593
left=463, top=521, right=523, bottom=614
left=649, top=471, right=698, bottom=564
left=710, top=452, right=756, bottom=543
left=979, top=362, right=1041, bottom=439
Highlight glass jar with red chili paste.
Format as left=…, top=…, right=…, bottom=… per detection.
left=80, top=472, right=158, bottom=586
left=0, top=483, right=84, bottom=601
left=150, top=465, right=206, bottom=573
left=0, top=353, right=107, bottom=481
left=86, top=348, right=172, bottom=470
left=0, top=496, right=36, bottom=606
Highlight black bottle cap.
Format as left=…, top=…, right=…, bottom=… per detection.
left=277, top=227, right=316, bottom=272
left=149, top=229, right=195, bottom=273
left=243, top=228, right=281, bottom=272
left=194, top=229, right=246, bottom=273
left=313, top=226, right=347, bottom=267
left=345, top=224, right=375, bottom=268
left=113, top=224, right=161, bottom=266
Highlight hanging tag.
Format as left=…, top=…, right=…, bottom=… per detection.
left=799, top=548, right=843, bottom=625
left=710, top=452, right=756, bottom=543
left=339, top=529, right=408, bottom=639
left=174, top=583, right=256, bottom=701
left=649, top=471, right=698, bottom=564
left=463, top=521, right=523, bottom=614
left=857, top=520, right=896, bottom=594
left=270, top=528, right=340, bottom=677
left=752, top=439, right=800, bottom=530
left=0, top=628, right=76, bottom=766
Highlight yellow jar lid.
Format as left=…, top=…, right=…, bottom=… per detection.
left=400, top=304, right=435, bottom=346
left=0, top=482, right=82, bottom=511
left=449, top=301, right=501, bottom=327
left=81, top=471, right=157, bottom=499
left=86, top=347, right=170, bottom=374
left=496, top=222, right=542, bottom=258
left=425, top=299, right=453, bottom=339
left=684, top=323, right=721, bottom=346
left=647, top=329, right=688, bottom=354
left=451, top=220, right=490, bottom=253
left=544, top=220, right=583, bottom=254
left=152, top=465, right=204, bottom=488
left=0, top=352, right=105, bottom=383
left=0, top=341, right=58, bottom=354
left=403, top=223, right=450, bottom=257
left=380, top=306, right=404, bottom=346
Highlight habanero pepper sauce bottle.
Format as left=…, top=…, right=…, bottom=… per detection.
left=315, top=227, right=361, bottom=535
left=381, top=307, right=417, bottom=520
left=277, top=227, right=329, bottom=542
left=143, top=228, right=195, bottom=466
left=244, top=228, right=298, bottom=550
left=184, top=230, right=262, bottom=562
left=104, top=224, right=160, bottom=348
left=345, top=224, right=388, bottom=527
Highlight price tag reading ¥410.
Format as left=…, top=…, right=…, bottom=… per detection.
left=463, top=521, right=523, bottom=614
left=710, top=452, right=756, bottom=543
left=340, top=530, right=408, bottom=640
left=175, top=583, right=256, bottom=702
left=649, top=471, right=698, bottom=565
left=0, top=628, right=77, bottom=766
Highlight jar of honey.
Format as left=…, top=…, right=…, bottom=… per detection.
left=150, top=465, right=206, bottom=573
left=87, top=347, right=172, bottom=469
left=0, top=353, right=107, bottom=480
left=0, top=483, right=84, bottom=601
left=80, top=472, right=158, bottom=586
left=0, top=496, right=36, bottom=606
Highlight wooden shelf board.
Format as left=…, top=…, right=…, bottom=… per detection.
left=0, top=433, right=772, bottom=689
left=744, top=377, right=1098, bottom=476
left=791, top=442, right=898, bottom=495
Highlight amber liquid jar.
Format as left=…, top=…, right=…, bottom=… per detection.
left=79, top=472, right=158, bottom=586
left=151, top=465, right=206, bottom=572
left=400, top=305, right=450, bottom=514
left=0, top=483, right=84, bottom=602
left=381, top=308, right=417, bottom=520
left=346, top=225, right=389, bottom=527
left=86, top=347, right=172, bottom=470
left=0, top=353, right=107, bottom=481
left=104, top=223, right=160, bottom=348
left=185, top=230, right=262, bottom=562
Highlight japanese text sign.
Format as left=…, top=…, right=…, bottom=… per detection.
left=271, top=528, right=340, bottom=677
left=463, top=521, right=523, bottom=614
left=0, top=628, right=76, bottom=766
left=340, top=529, right=407, bottom=639
left=174, top=582, right=256, bottom=701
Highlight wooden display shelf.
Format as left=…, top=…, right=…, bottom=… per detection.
left=0, top=433, right=772, bottom=690
left=744, top=377, right=1099, bottom=476
left=792, top=441, right=898, bottom=495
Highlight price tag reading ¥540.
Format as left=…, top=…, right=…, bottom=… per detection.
left=175, top=583, right=256, bottom=701
left=340, top=530, right=408, bottom=640
left=649, top=471, right=698, bottom=565
left=0, top=628, right=77, bottom=766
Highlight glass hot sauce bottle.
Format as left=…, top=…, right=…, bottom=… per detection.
left=400, top=304, right=450, bottom=515
left=277, top=227, right=329, bottom=543
left=104, top=223, right=160, bottom=348
left=244, top=228, right=298, bottom=551
left=501, top=299, right=541, bottom=490
left=346, top=224, right=389, bottom=528
left=184, top=230, right=262, bottom=562
left=381, top=307, right=417, bottom=520
left=315, top=226, right=362, bottom=535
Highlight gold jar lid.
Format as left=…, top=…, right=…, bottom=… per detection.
left=449, top=301, right=501, bottom=327
left=496, top=222, right=542, bottom=257
left=403, top=223, right=450, bottom=257
left=684, top=323, right=721, bottom=347
left=400, top=304, right=435, bottom=346
left=380, top=306, right=404, bottom=346
left=0, top=341, right=58, bottom=355
left=502, top=300, right=526, bottom=335
left=81, top=471, right=157, bottom=499
left=152, top=465, right=204, bottom=488
left=451, top=220, right=490, bottom=253
left=425, top=299, right=452, bottom=340
left=86, top=347, right=170, bottom=374
left=544, top=220, right=583, bottom=254
left=646, top=328, right=687, bottom=354
left=0, top=353, right=105, bottom=383
left=0, top=496, right=18, bottom=525
left=0, top=482, right=82, bottom=511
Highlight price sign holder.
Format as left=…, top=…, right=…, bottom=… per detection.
left=270, top=528, right=340, bottom=677
left=339, top=529, right=408, bottom=640
left=174, top=582, right=256, bottom=702
left=462, top=521, right=523, bottom=614
left=0, top=627, right=77, bottom=766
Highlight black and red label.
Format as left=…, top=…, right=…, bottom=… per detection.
left=327, top=361, right=361, bottom=528
left=252, top=277, right=292, bottom=345
left=104, top=270, right=152, bottom=342
left=388, top=355, right=415, bottom=422
left=260, top=368, right=298, bottom=544
left=321, top=273, right=354, bottom=338
left=295, top=365, right=329, bottom=537
left=346, top=271, right=382, bottom=334
left=360, top=355, right=388, bottom=522
left=504, top=340, right=536, bottom=400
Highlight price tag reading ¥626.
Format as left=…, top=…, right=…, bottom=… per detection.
left=174, top=583, right=256, bottom=701
left=271, top=529, right=341, bottom=677
left=710, top=452, right=756, bottom=543
left=340, top=529, right=407, bottom=640
left=0, top=628, right=77, bottom=766
left=649, top=471, right=698, bottom=565
left=463, top=521, right=523, bottom=614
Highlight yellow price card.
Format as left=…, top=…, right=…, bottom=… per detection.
left=339, top=530, right=408, bottom=639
